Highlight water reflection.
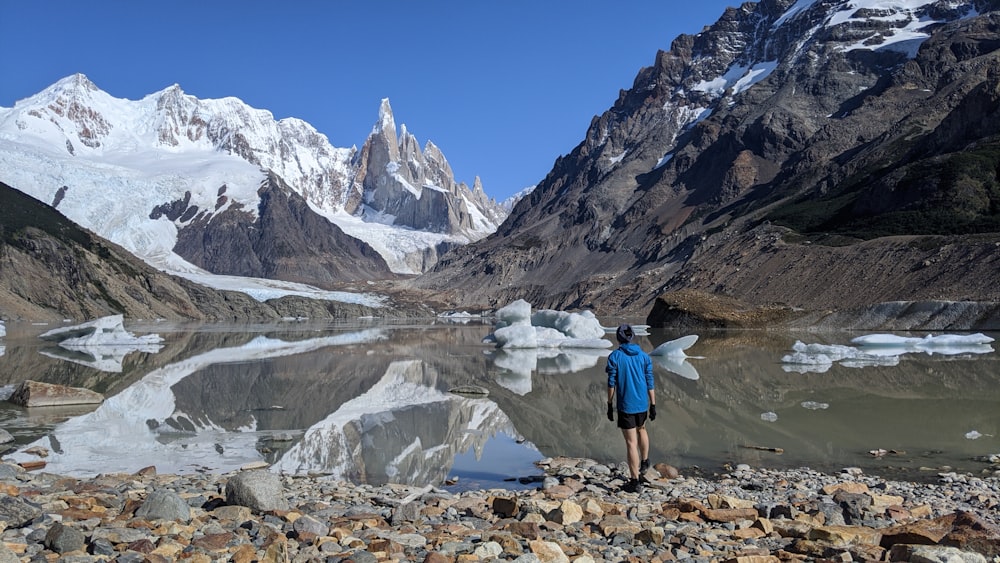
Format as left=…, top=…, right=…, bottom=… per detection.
left=0, top=321, right=997, bottom=486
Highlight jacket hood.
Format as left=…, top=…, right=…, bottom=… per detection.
left=619, top=342, right=642, bottom=356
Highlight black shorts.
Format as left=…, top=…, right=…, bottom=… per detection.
left=617, top=411, right=648, bottom=430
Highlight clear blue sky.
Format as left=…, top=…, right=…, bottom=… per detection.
left=1, top=1, right=738, bottom=201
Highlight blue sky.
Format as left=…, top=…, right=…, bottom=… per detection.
left=1, top=1, right=738, bottom=201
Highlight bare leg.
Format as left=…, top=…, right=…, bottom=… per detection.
left=638, top=425, right=649, bottom=466
left=621, top=428, right=640, bottom=479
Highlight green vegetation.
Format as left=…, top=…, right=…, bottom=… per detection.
left=766, top=142, right=1000, bottom=242
left=0, top=182, right=94, bottom=248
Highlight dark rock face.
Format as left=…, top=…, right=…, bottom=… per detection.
left=173, top=172, right=396, bottom=284
left=416, top=3, right=1000, bottom=323
left=0, top=181, right=406, bottom=321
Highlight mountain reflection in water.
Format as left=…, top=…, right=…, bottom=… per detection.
left=0, top=321, right=997, bottom=487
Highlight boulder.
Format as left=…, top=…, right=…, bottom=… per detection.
left=0, top=495, right=42, bottom=528
left=135, top=489, right=192, bottom=523
left=7, top=380, right=103, bottom=407
left=225, top=470, right=289, bottom=513
left=43, top=522, right=85, bottom=554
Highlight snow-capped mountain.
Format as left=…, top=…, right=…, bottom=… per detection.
left=419, top=0, right=1000, bottom=320
left=0, top=74, right=508, bottom=279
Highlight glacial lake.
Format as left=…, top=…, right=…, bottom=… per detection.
left=0, top=319, right=997, bottom=491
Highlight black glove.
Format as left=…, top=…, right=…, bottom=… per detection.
left=649, top=404, right=657, bottom=421
left=607, top=403, right=614, bottom=422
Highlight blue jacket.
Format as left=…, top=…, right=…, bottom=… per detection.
left=606, top=342, right=654, bottom=414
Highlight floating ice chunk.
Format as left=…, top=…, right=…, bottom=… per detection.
left=761, top=412, right=778, bottom=422
left=801, top=401, right=829, bottom=410
left=496, top=299, right=533, bottom=328
left=39, top=315, right=164, bottom=363
left=437, top=311, right=481, bottom=324
left=602, top=323, right=651, bottom=336
left=650, top=335, right=699, bottom=357
left=792, top=341, right=857, bottom=362
left=492, top=325, right=538, bottom=349
left=532, top=309, right=605, bottom=340
left=851, top=333, right=995, bottom=348
left=0, top=320, right=5, bottom=339
left=966, top=430, right=983, bottom=440
left=486, top=300, right=612, bottom=349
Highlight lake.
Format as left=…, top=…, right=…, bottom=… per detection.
left=0, top=318, right=997, bottom=491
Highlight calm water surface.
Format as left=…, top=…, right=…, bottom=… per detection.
left=0, top=319, right=997, bottom=491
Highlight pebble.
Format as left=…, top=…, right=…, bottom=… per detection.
left=0, top=457, right=998, bottom=562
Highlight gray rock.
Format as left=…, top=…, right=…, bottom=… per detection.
left=0, top=494, right=42, bottom=527
left=135, top=489, right=192, bottom=523
left=0, top=462, right=20, bottom=479
left=0, top=428, right=13, bottom=444
left=889, top=544, right=987, bottom=563
left=0, top=543, right=18, bottom=563
left=88, top=538, right=115, bottom=557
left=391, top=501, right=423, bottom=525
left=89, top=527, right=152, bottom=544
left=225, top=470, right=289, bottom=513
left=291, top=513, right=327, bottom=537
left=44, top=522, right=85, bottom=554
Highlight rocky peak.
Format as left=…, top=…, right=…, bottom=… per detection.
left=418, top=0, right=1000, bottom=318
left=353, top=98, right=504, bottom=236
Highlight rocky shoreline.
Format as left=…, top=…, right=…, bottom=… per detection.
left=1, top=457, right=999, bottom=563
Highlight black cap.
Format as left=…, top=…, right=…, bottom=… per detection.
left=616, top=324, right=634, bottom=344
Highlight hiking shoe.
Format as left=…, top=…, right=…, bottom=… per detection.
left=640, top=459, right=650, bottom=473
left=622, top=478, right=642, bottom=493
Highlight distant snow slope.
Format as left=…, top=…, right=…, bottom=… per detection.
left=0, top=74, right=514, bottom=287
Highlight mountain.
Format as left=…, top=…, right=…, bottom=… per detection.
left=0, top=180, right=401, bottom=321
left=0, top=75, right=508, bottom=284
left=414, top=0, right=1000, bottom=328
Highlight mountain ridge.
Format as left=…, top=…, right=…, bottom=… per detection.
left=412, top=0, right=1000, bottom=327
left=0, top=75, right=509, bottom=279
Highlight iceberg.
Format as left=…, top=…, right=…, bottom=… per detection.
left=39, top=314, right=164, bottom=349
left=37, top=315, right=164, bottom=372
left=484, top=300, right=611, bottom=350
left=776, top=334, right=986, bottom=372
left=851, top=333, right=995, bottom=356
left=780, top=342, right=900, bottom=371
left=650, top=335, right=699, bottom=357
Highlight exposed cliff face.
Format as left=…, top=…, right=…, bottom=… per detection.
left=415, top=2, right=1000, bottom=323
left=0, top=182, right=277, bottom=321
left=172, top=172, right=394, bottom=285
left=0, top=182, right=417, bottom=322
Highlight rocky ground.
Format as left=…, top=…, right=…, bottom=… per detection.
left=1, top=456, right=999, bottom=563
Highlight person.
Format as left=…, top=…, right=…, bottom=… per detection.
left=605, top=323, right=655, bottom=493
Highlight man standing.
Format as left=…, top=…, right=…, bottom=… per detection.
left=606, top=323, right=655, bottom=493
